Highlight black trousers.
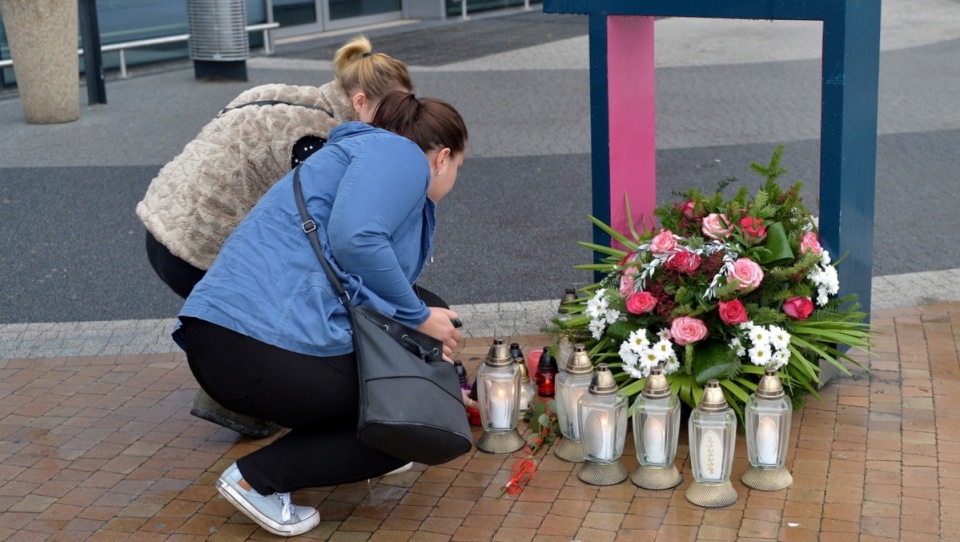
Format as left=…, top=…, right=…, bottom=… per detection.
left=145, top=230, right=206, bottom=299
left=180, top=287, right=448, bottom=495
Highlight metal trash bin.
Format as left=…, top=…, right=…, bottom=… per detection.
left=186, top=0, right=249, bottom=81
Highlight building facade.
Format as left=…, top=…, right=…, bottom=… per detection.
left=0, top=0, right=531, bottom=86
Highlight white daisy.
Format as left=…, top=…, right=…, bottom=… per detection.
left=627, top=329, right=650, bottom=352
left=748, top=344, right=772, bottom=366
left=662, top=354, right=680, bottom=375
left=769, top=326, right=791, bottom=351
left=589, top=319, right=606, bottom=340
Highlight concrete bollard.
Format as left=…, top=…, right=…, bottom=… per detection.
left=0, top=0, right=80, bottom=124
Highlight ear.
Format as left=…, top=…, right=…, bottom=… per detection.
left=430, top=147, right=452, bottom=174
left=351, top=92, right=368, bottom=115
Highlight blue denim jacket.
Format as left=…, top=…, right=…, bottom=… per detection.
left=176, top=122, right=436, bottom=357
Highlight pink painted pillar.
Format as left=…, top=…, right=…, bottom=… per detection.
left=607, top=16, right=657, bottom=247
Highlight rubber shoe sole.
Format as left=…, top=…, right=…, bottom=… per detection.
left=216, top=478, right=319, bottom=537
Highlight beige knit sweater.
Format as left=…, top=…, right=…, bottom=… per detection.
left=136, top=81, right=355, bottom=270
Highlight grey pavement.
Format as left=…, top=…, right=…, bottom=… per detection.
left=1, top=0, right=960, bottom=359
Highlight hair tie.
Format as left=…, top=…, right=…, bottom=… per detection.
left=412, top=94, right=421, bottom=106
left=362, top=52, right=374, bottom=58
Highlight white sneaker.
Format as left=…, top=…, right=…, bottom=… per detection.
left=384, top=462, right=414, bottom=476
left=216, top=463, right=320, bottom=537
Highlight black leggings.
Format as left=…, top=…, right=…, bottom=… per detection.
left=180, top=288, right=449, bottom=495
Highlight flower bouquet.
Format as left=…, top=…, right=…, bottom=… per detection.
left=547, top=147, right=873, bottom=419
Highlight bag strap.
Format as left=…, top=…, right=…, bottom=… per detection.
left=292, top=164, right=443, bottom=361
left=291, top=164, right=350, bottom=305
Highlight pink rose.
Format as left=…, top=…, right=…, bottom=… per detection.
left=670, top=317, right=708, bottom=346
left=626, top=291, right=658, bottom=314
left=666, top=250, right=702, bottom=274
left=784, top=297, right=814, bottom=320
left=702, top=213, right=734, bottom=240
left=681, top=199, right=696, bottom=218
left=619, top=274, right=635, bottom=297
left=618, top=251, right=637, bottom=268
left=730, top=258, right=764, bottom=291
left=649, top=230, right=677, bottom=254
left=800, top=232, right=823, bottom=255
left=739, top=217, right=767, bottom=242
left=718, top=299, right=748, bottom=325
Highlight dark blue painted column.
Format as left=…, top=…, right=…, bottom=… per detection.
left=588, top=14, right=611, bottom=278
left=819, top=1, right=881, bottom=316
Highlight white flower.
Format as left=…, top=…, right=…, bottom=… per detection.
left=586, top=289, right=608, bottom=319
left=589, top=319, right=606, bottom=340
left=662, top=354, right=680, bottom=375
left=769, top=325, right=791, bottom=351
left=770, top=349, right=790, bottom=370
left=729, top=337, right=746, bottom=357
left=627, top=329, right=650, bottom=352
left=621, top=356, right=646, bottom=380
left=619, top=342, right=640, bottom=365
left=605, top=308, right=622, bottom=324
left=652, top=339, right=675, bottom=363
left=809, top=263, right=839, bottom=307
left=657, top=328, right=672, bottom=341
left=635, top=347, right=658, bottom=371
left=748, top=326, right=769, bottom=347
left=748, top=344, right=772, bottom=366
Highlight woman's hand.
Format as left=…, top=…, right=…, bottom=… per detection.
left=417, top=307, right=462, bottom=361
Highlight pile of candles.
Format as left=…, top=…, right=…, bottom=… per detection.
left=473, top=336, right=793, bottom=507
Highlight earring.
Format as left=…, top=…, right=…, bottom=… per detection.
left=435, top=170, right=442, bottom=175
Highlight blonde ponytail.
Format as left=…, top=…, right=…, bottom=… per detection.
left=333, top=35, right=414, bottom=102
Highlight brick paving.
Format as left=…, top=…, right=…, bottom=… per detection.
left=0, top=303, right=956, bottom=541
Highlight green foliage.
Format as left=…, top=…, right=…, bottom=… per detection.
left=549, top=146, right=876, bottom=423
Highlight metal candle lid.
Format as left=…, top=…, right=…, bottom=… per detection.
left=558, top=288, right=578, bottom=314
left=756, top=369, right=785, bottom=399
left=641, top=366, right=671, bottom=399
left=485, top=338, right=513, bottom=367
left=566, top=343, right=594, bottom=375
left=518, top=361, right=531, bottom=384
left=588, top=363, right=618, bottom=395
left=697, top=380, right=729, bottom=412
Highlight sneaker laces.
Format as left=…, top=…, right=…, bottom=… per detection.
left=277, top=492, right=294, bottom=522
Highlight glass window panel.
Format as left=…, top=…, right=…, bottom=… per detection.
left=330, top=0, right=399, bottom=21
left=272, top=0, right=318, bottom=28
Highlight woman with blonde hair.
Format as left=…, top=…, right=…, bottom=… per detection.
left=136, top=36, right=413, bottom=438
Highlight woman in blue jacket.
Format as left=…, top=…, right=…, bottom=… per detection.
left=176, top=92, right=468, bottom=537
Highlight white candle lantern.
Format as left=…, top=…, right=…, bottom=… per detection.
left=554, top=344, right=594, bottom=462
left=630, top=366, right=682, bottom=489
left=686, top=380, right=738, bottom=508
left=576, top=363, right=628, bottom=485
left=742, top=369, right=794, bottom=490
left=476, top=338, right=525, bottom=454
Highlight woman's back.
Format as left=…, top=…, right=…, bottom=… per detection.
left=180, top=122, right=435, bottom=357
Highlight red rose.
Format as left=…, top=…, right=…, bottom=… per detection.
left=739, top=217, right=768, bottom=242
left=681, top=199, right=696, bottom=218
left=783, top=297, right=814, bottom=320
left=718, top=299, right=748, bottom=325
left=626, top=291, right=657, bottom=314
left=666, top=250, right=702, bottom=274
